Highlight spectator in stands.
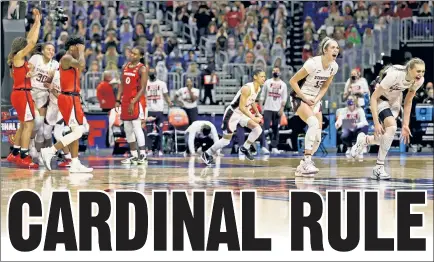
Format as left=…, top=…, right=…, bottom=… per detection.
left=194, top=4, right=215, bottom=45
left=118, top=7, right=133, bottom=27
left=96, top=72, right=116, bottom=112
left=133, top=23, right=146, bottom=42
left=174, top=78, right=200, bottom=123
left=395, top=1, right=413, bottom=19
left=166, top=37, right=179, bottom=55
left=231, top=45, right=245, bottom=63
left=419, top=2, right=433, bottom=17
left=245, top=50, right=255, bottom=65
left=104, top=42, right=119, bottom=68
left=153, top=44, right=167, bottom=67
left=335, top=95, right=369, bottom=157
left=75, top=18, right=87, bottom=38
left=120, top=20, right=134, bottom=50
left=347, top=26, right=362, bottom=46
left=303, top=16, right=316, bottom=35
left=224, top=5, right=241, bottom=30
left=226, top=36, right=237, bottom=61
left=105, top=28, right=120, bottom=46
left=344, top=68, right=370, bottom=108
left=423, top=88, right=434, bottom=104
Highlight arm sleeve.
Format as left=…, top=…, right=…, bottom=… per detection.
left=260, top=80, right=269, bottom=102
left=162, top=82, right=169, bottom=94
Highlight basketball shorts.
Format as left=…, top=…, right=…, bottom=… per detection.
left=221, top=106, right=251, bottom=134
left=30, top=88, right=49, bottom=109
left=291, top=93, right=321, bottom=114
left=11, top=89, right=35, bottom=122
left=121, top=99, right=145, bottom=121
left=58, top=94, right=84, bottom=127
left=377, top=96, right=400, bottom=123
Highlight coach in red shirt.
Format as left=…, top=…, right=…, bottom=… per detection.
left=96, top=71, right=116, bottom=112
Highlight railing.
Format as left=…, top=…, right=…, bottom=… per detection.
left=400, top=17, right=434, bottom=45
left=334, top=18, right=400, bottom=82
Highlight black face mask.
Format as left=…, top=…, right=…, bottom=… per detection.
left=273, top=72, right=280, bottom=78
left=149, top=73, right=156, bottom=81
left=351, top=76, right=357, bottom=81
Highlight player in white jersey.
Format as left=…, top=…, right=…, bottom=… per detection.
left=43, top=50, right=72, bottom=168
left=202, top=69, right=266, bottom=165
left=351, top=58, right=426, bottom=180
left=259, top=66, right=288, bottom=154
left=289, top=37, right=339, bottom=177
left=28, top=43, right=59, bottom=155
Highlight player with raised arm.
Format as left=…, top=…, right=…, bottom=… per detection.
left=6, top=8, right=41, bottom=168
left=202, top=69, right=266, bottom=165
left=288, top=37, right=339, bottom=177
left=351, top=58, right=425, bottom=180
left=115, top=46, right=148, bottom=165
left=28, top=42, right=58, bottom=157
left=40, top=36, right=92, bottom=173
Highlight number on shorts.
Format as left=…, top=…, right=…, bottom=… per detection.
left=125, top=77, right=131, bottom=84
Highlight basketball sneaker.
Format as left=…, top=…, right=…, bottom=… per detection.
left=371, top=165, right=391, bottom=180
left=239, top=146, right=254, bottom=161
left=201, top=152, right=214, bottom=166
left=121, top=156, right=136, bottom=165
left=58, top=158, right=72, bottom=167
left=7, top=153, right=19, bottom=163
left=18, top=155, right=39, bottom=169
left=295, top=159, right=318, bottom=177
left=40, top=147, right=56, bottom=171
left=134, top=154, right=147, bottom=165
left=69, top=160, right=93, bottom=173
left=350, top=133, right=367, bottom=158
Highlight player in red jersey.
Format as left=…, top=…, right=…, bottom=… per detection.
left=6, top=9, right=41, bottom=168
left=115, top=46, right=148, bottom=165
left=40, top=36, right=93, bottom=173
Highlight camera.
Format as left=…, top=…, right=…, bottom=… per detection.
left=52, top=7, right=68, bottom=26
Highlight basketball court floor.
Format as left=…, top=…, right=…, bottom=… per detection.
left=1, top=152, right=433, bottom=246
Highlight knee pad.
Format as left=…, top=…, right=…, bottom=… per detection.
left=315, top=129, right=322, bottom=143
left=306, top=116, right=319, bottom=129
left=53, top=124, right=64, bottom=141
left=248, top=125, right=263, bottom=141
left=132, top=119, right=146, bottom=147
left=385, top=125, right=397, bottom=135
left=33, top=116, right=45, bottom=132
left=43, top=126, right=53, bottom=140
left=58, top=125, right=84, bottom=146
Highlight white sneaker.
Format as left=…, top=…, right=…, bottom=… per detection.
left=261, top=147, right=270, bottom=155
left=69, top=161, right=93, bottom=173
left=357, top=152, right=364, bottom=161
left=350, top=133, right=367, bottom=158
left=30, top=147, right=39, bottom=159
left=271, top=148, right=280, bottom=154
left=371, top=165, right=391, bottom=180
left=295, top=159, right=318, bottom=177
left=40, top=148, right=55, bottom=171
left=300, top=160, right=318, bottom=177
left=121, top=156, right=135, bottom=165
left=158, top=151, right=163, bottom=156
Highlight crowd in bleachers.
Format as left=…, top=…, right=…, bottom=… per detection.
left=302, top=1, right=433, bottom=62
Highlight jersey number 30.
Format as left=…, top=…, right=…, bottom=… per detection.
left=314, top=80, right=326, bottom=88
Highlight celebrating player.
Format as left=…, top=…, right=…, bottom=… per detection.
left=6, top=8, right=41, bottom=168
left=202, top=69, right=266, bottom=165
left=288, top=36, right=339, bottom=177
left=115, top=46, right=148, bottom=164
left=351, top=58, right=426, bottom=180
left=28, top=42, right=58, bottom=157
left=40, top=36, right=92, bottom=173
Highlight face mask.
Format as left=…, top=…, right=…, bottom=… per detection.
left=149, top=73, right=156, bottom=81
left=91, top=43, right=97, bottom=49
left=347, top=100, right=354, bottom=106
left=273, top=72, right=280, bottom=78
left=351, top=76, right=357, bottom=81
